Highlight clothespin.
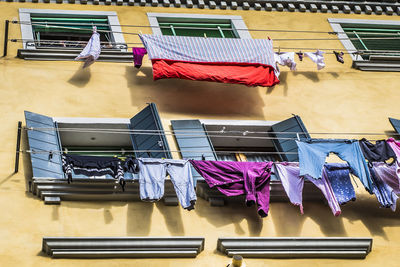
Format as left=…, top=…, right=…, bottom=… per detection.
left=201, top=154, right=206, bottom=160
left=220, top=126, right=226, bottom=134
left=92, top=26, right=97, bottom=33
left=296, top=133, right=300, bottom=141
left=64, top=148, right=68, bottom=154
left=267, top=36, right=271, bottom=40
left=139, top=30, right=143, bottom=35
left=204, top=33, right=207, bottom=38
left=48, top=151, right=53, bottom=161
left=296, top=51, right=304, bottom=61
left=146, top=151, right=151, bottom=157
left=278, top=46, right=281, bottom=54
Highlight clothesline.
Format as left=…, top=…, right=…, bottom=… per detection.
left=13, top=22, right=400, bottom=42
left=23, top=126, right=398, bottom=137
left=14, top=20, right=400, bottom=36
left=10, top=39, right=400, bottom=55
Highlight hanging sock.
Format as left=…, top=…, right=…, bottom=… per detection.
left=305, top=50, right=325, bottom=70
left=75, top=26, right=101, bottom=68
left=296, top=51, right=304, bottom=61
left=274, top=52, right=297, bottom=71
left=132, top=47, right=147, bottom=68
left=333, top=51, right=344, bottom=64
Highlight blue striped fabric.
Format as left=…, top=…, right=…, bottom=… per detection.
left=140, top=34, right=276, bottom=67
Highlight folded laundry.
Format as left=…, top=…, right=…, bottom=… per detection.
left=137, top=158, right=196, bottom=210
left=62, top=154, right=125, bottom=189
left=324, top=163, right=356, bottom=205
left=296, top=139, right=374, bottom=193
left=139, top=34, right=279, bottom=87
left=274, top=162, right=341, bottom=216
left=190, top=160, right=273, bottom=217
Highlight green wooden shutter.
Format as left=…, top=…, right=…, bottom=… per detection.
left=130, top=103, right=171, bottom=159
left=270, top=115, right=310, bottom=162
left=389, top=117, right=400, bottom=134
left=31, top=16, right=110, bottom=34
left=24, top=111, right=64, bottom=179
left=171, top=120, right=216, bottom=182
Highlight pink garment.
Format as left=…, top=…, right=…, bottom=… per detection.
left=387, top=138, right=400, bottom=178
left=274, top=162, right=341, bottom=216
left=372, top=162, right=400, bottom=194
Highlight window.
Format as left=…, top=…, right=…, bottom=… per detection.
left=19, top=9, right=126, bottom=50
left=147, top=13, right=251, bottom=39
left=328, top=18, right=400, bottom=72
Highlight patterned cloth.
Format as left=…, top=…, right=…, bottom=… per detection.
left=139, top=34, right=277, bottom=67
left=324, top=163, right=356, bottom=205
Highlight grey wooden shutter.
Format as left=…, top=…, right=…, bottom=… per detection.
left=389, top=118, right=400, bottom=134
left=24, top=111, right=64, bottom=178
left=171, top=120, right=216, bottom=181
left=130, top=103, right=171, bottom=159
left=270, top=115, right=310, bottom=162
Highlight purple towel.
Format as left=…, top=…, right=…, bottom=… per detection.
left=132, top=47, right=147, bottom=68
left=190, top=160, right=273, bottom=218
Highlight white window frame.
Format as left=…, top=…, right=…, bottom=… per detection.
left=19, top=8, right=126, bottom=51
left=328, top=18, right=400, bottom=62
left=147, top=12, right=252, bottom=39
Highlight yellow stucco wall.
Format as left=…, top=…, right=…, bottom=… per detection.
left=0, top=2, right=400, bottom=266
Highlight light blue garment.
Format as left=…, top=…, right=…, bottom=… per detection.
left=137, top=158, right=196, bottom=210
left=296, top=139, right=374, bottom=193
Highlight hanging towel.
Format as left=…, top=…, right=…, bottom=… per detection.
left=75, top=31, right=101, bottom=68
left=139, top=34, right=279, bottom=87
left=132, top=47, right=147, bottom=68
left=305, top=50, right=325, bottom=70
left=274, top=162, right=341, bottom=216
left=190, top=160, right=273, bottom=217
left=324, top=163, right=356, bottom=205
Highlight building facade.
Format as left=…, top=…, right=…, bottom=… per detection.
left=1, top=0, right=400, bottom=266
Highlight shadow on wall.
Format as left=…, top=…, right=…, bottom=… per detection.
left=271, top=196, right=400, bottom=240
left=126, top=201, right=185, bottom=236
left=125, top=66, right=266, bottom=118
left=194, top=198, right=263, bottom=236
left=68, top=66, right=91, bottom=88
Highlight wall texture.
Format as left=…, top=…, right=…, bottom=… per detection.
left=0, top=2, right=400, bottom=266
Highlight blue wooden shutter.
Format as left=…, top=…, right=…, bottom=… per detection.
left=270, top=115, right=310, bottom=162
left=24, top=111, right=64, bottom=178
left=171, top=120, right=216, bottom=181
left=130, top=103, right=171, bottom=159
left=389, top=117, right=400, bottom=134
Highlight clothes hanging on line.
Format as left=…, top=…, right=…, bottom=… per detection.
left=359, top=138, right=396, bottom=166
left=386, top=138, right=400, bottom=177
left=369, top=166, right=398, bottom=211
left=132, top=47, right=147, bottom=68
left=190, top=160, right=273, bottom=217
left=324, top=163, right=356, bottom=205
left=333, top=51, right=344, bottom=64
left=296, top=139, right=374, bottom=193
left=304, top=50, right=325, bottom=70
left=137, top=158, right=196, bottom=210
left=274, top=52, right=297, bottom=71
left=372, top=162, right=400, bottom=194
left=274, top=162, right=341, bottom=216
left=75, top=29, right=101, bottom=68
left=139, top=34, right=279, bottom=87
left=61, top=154, right=129, bottom=190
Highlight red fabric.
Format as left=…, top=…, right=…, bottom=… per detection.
left=151, top=59, right=280, bottom=87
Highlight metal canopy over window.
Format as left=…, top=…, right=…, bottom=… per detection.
left=157, top=18, right=238, bottom=38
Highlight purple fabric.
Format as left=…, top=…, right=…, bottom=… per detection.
left=274, top=162, right=341, bottom=216
left=189, top=160, right=273, bottom=217
left=372, top=162, right=400, bottom=194
left=132, top=47, right=147, bottom=68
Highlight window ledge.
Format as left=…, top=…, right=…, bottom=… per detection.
left=17, top=48, right=133, bottom=63
left=353, top=57, right=400, bottom=72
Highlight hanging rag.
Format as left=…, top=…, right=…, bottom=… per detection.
left=296, top=139, right=374, bottom=193
left=274, top=52, right=297, bottom=71
left=274, top=162, right=341, bottom=216
left=137, top=158, right=196, bottom=210
left=190, top=160, right=273, bottom=217
left=333, top=51, right=344, bottom=64
left=324, top=163, right=356, bottom=205
left=61, top=154, right=125, bottom=190
left=75, top=27, right=101, bottom=68
left=132, top=47, right=147, bottom=68
left=139, top=34, right=279, bottom=87
left=304, top=50, right=325, bottom=70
